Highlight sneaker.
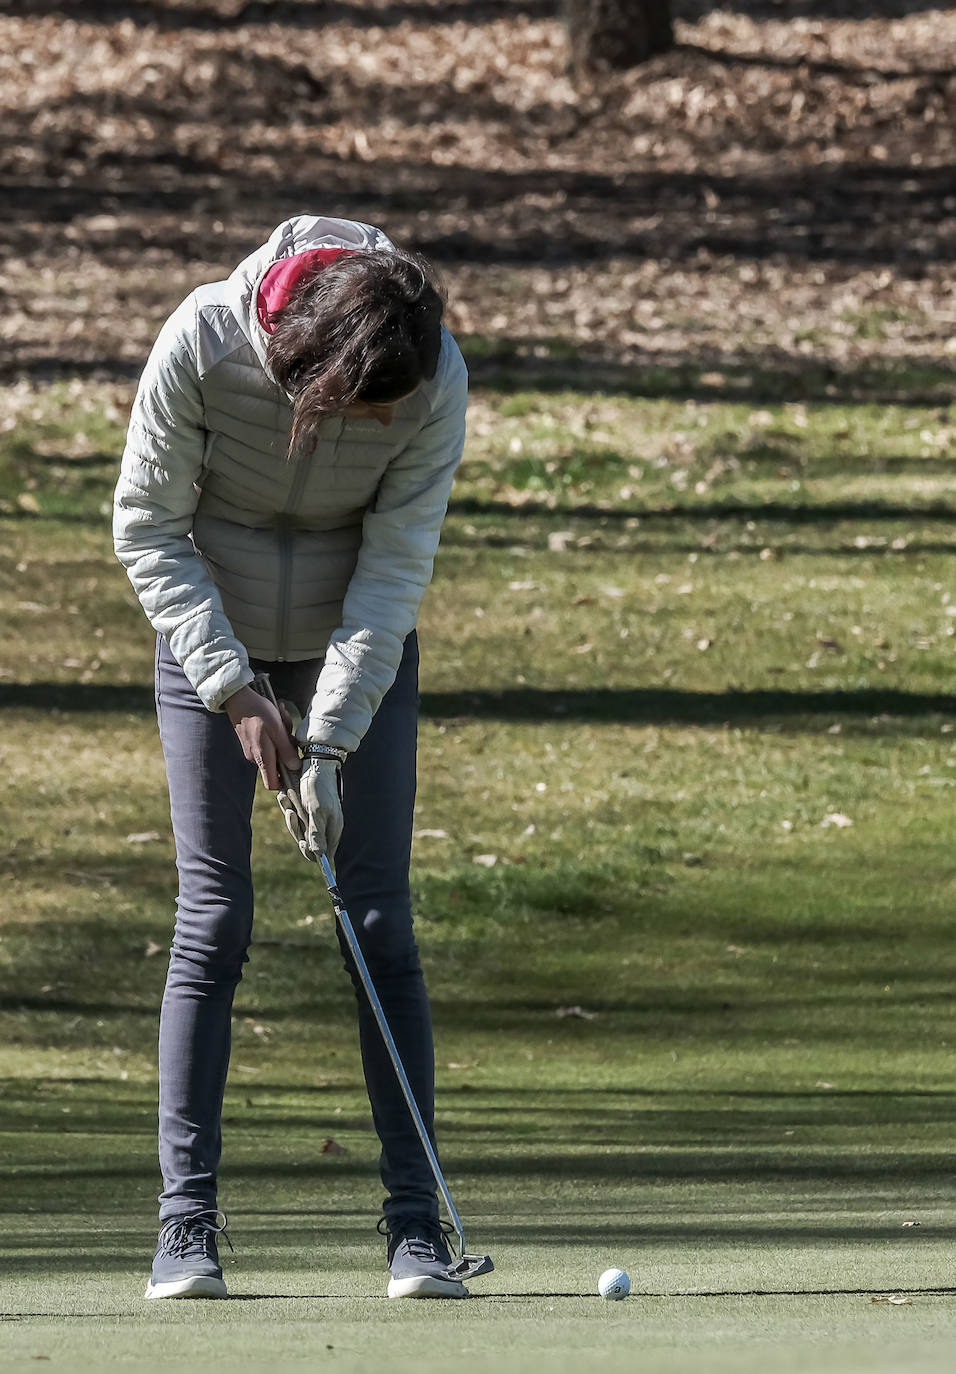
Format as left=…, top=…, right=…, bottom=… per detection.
left=144, top=1210, right=230, bottom=1299
left=379, top=1217, right=469, bottom=1300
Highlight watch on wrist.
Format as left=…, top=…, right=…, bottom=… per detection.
left=301, top=743, right=348, bottom=765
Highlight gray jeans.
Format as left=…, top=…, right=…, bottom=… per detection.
left=154, top=631, right=438, bottom=1226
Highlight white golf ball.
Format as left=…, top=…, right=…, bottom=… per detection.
left=598, top=1267, right=630, bottom=1300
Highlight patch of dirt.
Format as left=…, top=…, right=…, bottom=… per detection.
left=0, top=0, right=953, bottom=391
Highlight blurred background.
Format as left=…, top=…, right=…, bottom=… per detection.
left=1, top=0, right=951, bottom=402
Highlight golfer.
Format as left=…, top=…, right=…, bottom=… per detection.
left=113, top=216, right=468, bottom=1300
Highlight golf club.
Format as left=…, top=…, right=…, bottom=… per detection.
left=250, top=673, right=493, bottom=1282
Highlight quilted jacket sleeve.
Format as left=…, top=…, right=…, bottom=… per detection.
left=304, top=334, right=468, bottom=752
left=113, top=295, right=255, bottom=711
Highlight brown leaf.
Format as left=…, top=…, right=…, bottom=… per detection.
left=321, top=1137, right=348, bottom=1155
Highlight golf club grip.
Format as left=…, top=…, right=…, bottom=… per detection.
left=250, top=672, right=299, bottom=793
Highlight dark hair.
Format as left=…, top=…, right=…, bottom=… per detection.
left=265, top=249, right=446, bottom=455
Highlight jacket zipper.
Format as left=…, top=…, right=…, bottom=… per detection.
left=276, top=524, right=291, bottom=662
left=275, top=444, right=316, bottom=661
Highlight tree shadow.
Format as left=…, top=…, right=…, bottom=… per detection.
left=2, top=681, right=955, bottom=728
left=0, top=683, right=154, bottom=712
left=5, top=348, right=953, bottom=406
left=678, top=40, right=954, bottom=85
left=0, top=449, right=119, bottom=472
left=416, top=685, right=956, bottom=728
left=4, top=1108, right=954, bottom=1237
left=6, top=1145, right=954, bottom=1195
left=3, top=152, right=952, bottom=272
left=454, top=534, right=956, bottom=558
left=678, top=0, right=948, bottom=18
left=447, top=495, right=956, bottom=525
left=0, top=357, right=143, bottom=384
left=272, top=162, right=954, bottom=271
left=3, top=0, right=944, bottom=29
left=9, top=62, right=544, bottom=133
left=460, top=347, right=955, bottom=405
left=0, top=0, right=557, bottom=28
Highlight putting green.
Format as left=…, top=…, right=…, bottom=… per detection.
left=2, top=1110, right=954, bottom=1372
left=1, top=1219, right=953, bottom=1373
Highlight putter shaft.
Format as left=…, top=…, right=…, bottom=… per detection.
left=318, top=853, right=469, bottom=1260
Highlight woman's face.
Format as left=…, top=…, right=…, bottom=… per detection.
left=343, top=385, right=422, bottom=427
left=342, top=401, right=401, bottom=427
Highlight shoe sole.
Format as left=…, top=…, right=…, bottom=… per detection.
left=144, top=1275, right=228, bottom=1300
left=387, top=1275, right=469, bottom=1300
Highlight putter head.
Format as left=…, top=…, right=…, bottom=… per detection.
left=446, top=1253, right=495, bottom=1281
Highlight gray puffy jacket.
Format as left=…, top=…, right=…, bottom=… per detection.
left=113, top=215, right=467, bottom=752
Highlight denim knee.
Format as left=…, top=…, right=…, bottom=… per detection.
left=336, top=903, right=422, bottom=984
left=169, top=894, right=254, bottom=987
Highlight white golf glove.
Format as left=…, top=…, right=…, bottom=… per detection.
left=276, top=776, right=313, bottom=862
left=299, top=756, right=344, bottom=860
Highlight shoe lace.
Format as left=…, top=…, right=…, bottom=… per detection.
left=158, top=1209, right=233, bottom=1260
left=377, top=1215, right=454, bottom=1266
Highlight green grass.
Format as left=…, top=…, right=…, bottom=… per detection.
left=1, top=376, right=955, bottom=1369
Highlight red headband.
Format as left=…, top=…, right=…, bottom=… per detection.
left=257, top=247, right=355, bottom=332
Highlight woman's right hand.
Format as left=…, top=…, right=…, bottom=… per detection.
left=224, top=685, right=301, bottom=790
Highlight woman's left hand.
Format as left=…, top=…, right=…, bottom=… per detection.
left=299, top=757, right=344, bottom=859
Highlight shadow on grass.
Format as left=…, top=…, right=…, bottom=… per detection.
left=6, top=352, right=954, bottom=408
left=11, top=1151, right=947, bottom=1188
left=420, top=687, right=956, bottom=728
left=0, top=0, right=556, bottom=28
left=4, top=1080, right=954, bottom=1161
left=2, top=683, right=955, bottom=728
left=678, top=0, right=944, bottom=21
left=446, top=496, right=956, bottom=526
left=459, top=347, right=956, bottom=406
left=3, top=1072, right=953, bottom=1273
left=0, top=0, right=943, bottom=95
left=2, top=1200, right=954, bottom=1282
left=9, top=491, right=956, bottom=537
left=446, top=532, right=956, bottom=560
left=678, top=38, right=955, bottom=85
left=0, top=683, right=155, bottom=712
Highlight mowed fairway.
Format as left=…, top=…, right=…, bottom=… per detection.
left=1, top=367, right=955, bottom=1371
